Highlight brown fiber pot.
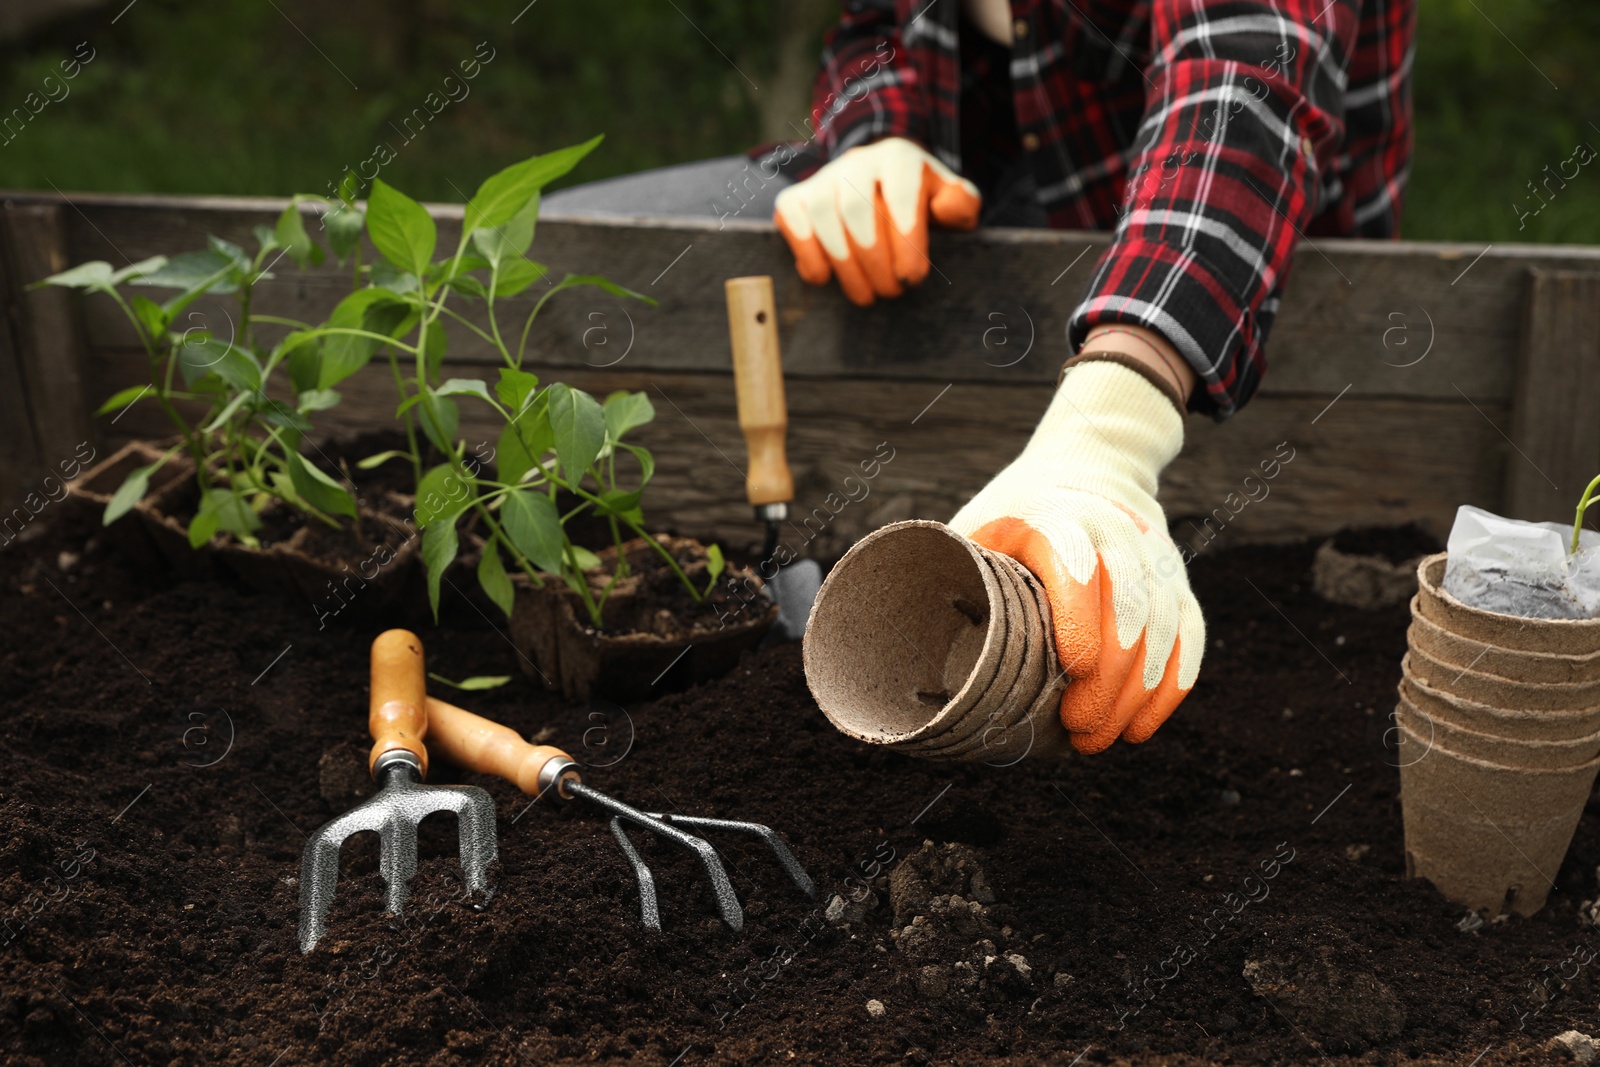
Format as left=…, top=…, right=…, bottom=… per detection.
left=803, top=520, right=1071, bottom=764
left=1397, top=552, right=1600, bottom=916
left=66, top=440, right=194, bottom=572
left=508, top=535, right=777, bottom=703
left=67, top=440, right=421, bottom=621
left=1396, top=717, right=1600, bottom=916
left=1415, top=553, right=1600, bottom=657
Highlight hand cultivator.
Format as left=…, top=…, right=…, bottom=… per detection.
left=298, top=630, right=815, bottom=950
left=298, top=630, right=498, bottom=954
left=424, top=694, right=817, bottom=932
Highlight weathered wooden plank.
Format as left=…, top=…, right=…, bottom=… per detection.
left=0, top=207, right=42, bottom=508
left=1504, top=270, right=1600, bottom=524
left=86, top=343, right=1505, bottom=555
left=23, top=189, right=1600, bottom=399
left=0, top=201, right=93, bottom=498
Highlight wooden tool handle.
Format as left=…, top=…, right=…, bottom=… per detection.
left=725, top=276, right=794, bottom=508
left=368, top=629, right=429, bottom=779
left=424, top=696, right=580, bottom=800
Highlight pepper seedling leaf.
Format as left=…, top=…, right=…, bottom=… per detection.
left=275, top=202, right=325, bottom=269
left=434, top=378, right=496, bottom=407
left=324, top=202, right=366, bottom=264
left=501, top=489, right=565, bottom=574
left=472, top=193, right=540, bottom=268
left=285, top=452, right=358, bottom=520
left=602, top=390, right=655, bottom=443
left=422, top=520, right=459, bottom=620
left=187, top=509, right=220, bottom=549
left=94, top=385, right=152, bottom=418
left=368, top=179, right=437, bottom=279
left=103, top=465, right=153, bottom=524
left=414, top=463, right=475, bottom=528
left=492, top=257, right=548, bottom=298
left=356, top=449, right=414, bottom=470
left=427, top=672, right=512, bottom=691
left=495, top=368, right=541, bottom=414
left=464, top=136, right=600, bottom=233
left=545, top=383, right=605, bottom=481
left=476, top=535, right=515, bottom=617
left=705, top=543, right=726, bottom=595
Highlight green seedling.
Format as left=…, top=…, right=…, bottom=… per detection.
left=292, top=137, right=719, bottom=627
left=427, top=672, right=512, bottom=691
left=35, top=199, right=365, bottom=546
left=1575, top=472, right=1600, bottom=555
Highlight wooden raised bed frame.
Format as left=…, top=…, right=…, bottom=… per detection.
left=2, top=190, right=1597, bottom=557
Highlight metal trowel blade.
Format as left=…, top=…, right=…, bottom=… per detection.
left=765, top=558, right=822, bottom=642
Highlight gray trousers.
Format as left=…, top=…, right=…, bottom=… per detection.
left=543, top=152, right=1050, bottom=229
left=543, top=155, right=790, bottom=223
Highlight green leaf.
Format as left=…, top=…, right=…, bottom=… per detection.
left=356, top=449, right=414, bottom=470
left=705, top=543, right=726, bottom=594
left=176, top=336, right=261, bottom=392
left=463, top=136, right=600, bottom=233
left=422, top=519, right=459, bottom=621
left=187, top=509, right=220, bottom=549
left=428, top=672, right=512, bottom=691
left=435, top=377, right=496, bottom=407
left=93, top=384, right=152, bottom=418
left=275, top=202, right=325, bottom=269
left=493, top=257, right=548, bottom=298
left=208, top=236, right=252, bottom=274
left=36, top=260, right=114, bottom=290
left=319, top=287, right=412, bottom=387
left=297, top=388, right=341, bottom=413
left=422, top=320, right=447, bottom=383
left=602, top=390, right=655, bottom=443
left=104, top=465, right=153, bottom=524
left=253, top=224, right=279, bottom=257
left=324, top=203, right=365, bottom=263
left=336, top=170, right=361, bottom=205
left=545, top=383, right=605, bottom=480
left=130, top=295, right=169, bottom=341
left=618, top=441, right=655, bottom=489
left=199, top=487, right=261, bottom=537
left=131, top=249, right=240, bottom=294
left=540, top=272, right=657, bottom=309
left=371, top=257, right=421, bottom=294
left=287, top=339, right=322, bottom=395
left=494, top=367, right=540, bottom=413
left=501, top=489, right=566, bottom=574
left=414, top=463, right=475, bottom=527
left=570, top=546, right=602, bottom=572
left=595, top=488, right=642, bottom=517
left=475, top=536, right=515, bottom=617
left=367, top=179, right=436, bottom=278
left=286, top=452, right=357, bottom=519
left=472, top=193, right=540, bottom=268
left=417, top=392, right=460, bottom=454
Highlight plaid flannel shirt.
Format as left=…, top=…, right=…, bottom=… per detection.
left=779, top=0, right=1415, bottom=419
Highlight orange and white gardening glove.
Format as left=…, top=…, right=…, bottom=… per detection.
left=949, top=361, right=1205, bottom=754
left=774, top=136, right=981, bottom=307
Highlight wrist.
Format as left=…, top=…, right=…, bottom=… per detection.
left=1081, top=325, right=1196, bottom=404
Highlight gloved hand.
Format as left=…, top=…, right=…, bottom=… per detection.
left=949, top=360, right=1204, bottom=754
left=774, top=136, right=981, bottom=307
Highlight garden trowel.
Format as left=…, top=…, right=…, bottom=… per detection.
left=725, top=275, right=821, bottom=641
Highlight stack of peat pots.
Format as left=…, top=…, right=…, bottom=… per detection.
left=1397, top=553, right=1600, bottom=916
left=803, top=520, right=1072, bottom=764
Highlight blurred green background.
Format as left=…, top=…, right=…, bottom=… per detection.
left=0, top=0, right=1595, bottom=243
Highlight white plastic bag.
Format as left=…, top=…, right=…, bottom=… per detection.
left=1441, top=505, right=1600, bottom=619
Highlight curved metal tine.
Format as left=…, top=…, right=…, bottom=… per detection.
left=568, top=782, right=743, bottom=932
left=608, top=818, right=661, bottom=932
left=649, top=814, right=816, bottom=900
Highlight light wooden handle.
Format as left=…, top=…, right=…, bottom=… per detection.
left=424, top=696, right=580, bottom=799
left=368, top=629, right=429, bottom=778
left=725, top=276, right=794, bottom=508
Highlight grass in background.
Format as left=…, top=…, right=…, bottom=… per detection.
left=0, top=0, right=1594, bottom=243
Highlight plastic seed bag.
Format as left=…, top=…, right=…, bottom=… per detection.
left=1441, top=505, right=1600, bottom=619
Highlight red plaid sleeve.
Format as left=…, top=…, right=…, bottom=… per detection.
left=1069, top=0, right=1414, bottom=419
left=793, top=0, right=961, bottom=177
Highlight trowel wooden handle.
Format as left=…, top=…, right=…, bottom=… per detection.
left=369, top=629, right=429, bottom=778
left=725, top=276, right=794, bottom=508
left=424, top=696, right=580, bottom=800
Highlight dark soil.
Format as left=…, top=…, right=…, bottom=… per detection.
left=1330, top=524, right=1443, bottom=564
left=573, top=538, right=756, bottom=637
left=2, top=504, right=1596, bottom=1066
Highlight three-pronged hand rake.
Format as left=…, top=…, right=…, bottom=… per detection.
left=424, top=695, right=816, bottom=932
